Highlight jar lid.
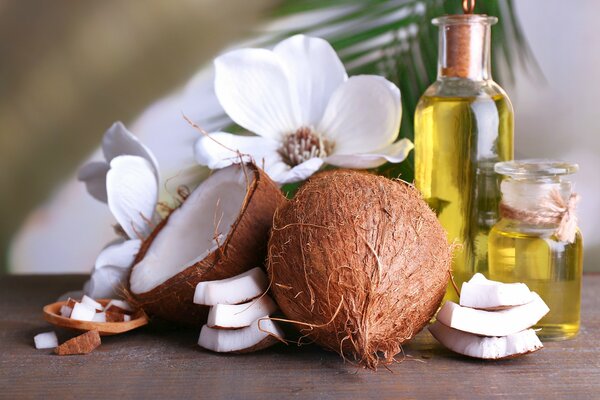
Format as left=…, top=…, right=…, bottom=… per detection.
left=495, top=159, right=579, bottom=178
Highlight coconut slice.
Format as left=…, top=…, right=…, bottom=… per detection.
left=104, top=299, right=133, bottom=313
left=460, top=273, right=534, bottom=310
left=429, top=321, right=543, bottom=359
left=34, top=331, right=58, bottom=349
left=437, top=293, right=549, bottom=337
left=198, top=316, right=284, bottom=353
left=129, top=163, right=285, bottom=325
left=70, top=302, right=97, bottom=321
left=81, top=295, right=103, bottom=311
left=207, top=295, right=278, bottom=328
left=194, top=267, right=268, bottom=306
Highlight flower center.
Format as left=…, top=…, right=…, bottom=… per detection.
left=279, top=127, right=331, bottom=167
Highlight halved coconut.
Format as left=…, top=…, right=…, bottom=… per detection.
left=428, top=321, right=543, bottom=359
left=128, top=163, right=285, bottom=325
left=198, top=316, right=284, bottom=353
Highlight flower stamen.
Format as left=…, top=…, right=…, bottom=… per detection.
left=279, top=127, right=331, bottom=167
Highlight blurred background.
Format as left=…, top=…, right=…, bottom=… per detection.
left=2, top=0, right=599, bottom=274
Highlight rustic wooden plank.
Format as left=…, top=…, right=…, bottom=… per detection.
left=0, top=274, right=598, bottom=399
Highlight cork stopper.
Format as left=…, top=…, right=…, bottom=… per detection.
left=433, top=14, right=497, bottom=80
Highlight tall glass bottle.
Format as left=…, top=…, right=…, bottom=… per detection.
left=414, top=15, right=514, bottom=302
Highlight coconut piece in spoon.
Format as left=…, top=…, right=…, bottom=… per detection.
left=198, top=316, right=284, bottom=353
left=429, top=321, right=543, bottom=359
left=437, top=292, right=549, bottom=337
left=207, top=295, right=278, bottom=329
left=81, top=295, right=103, bottom=311
left=460, top=273, right=534, bottom=310
left=194, top=267, right=268, bottom=306
left=128, top=163, right=285, bottom=325
left=70, top=302, right=97, bottom=322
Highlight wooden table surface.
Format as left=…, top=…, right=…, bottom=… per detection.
left=1, top=274, right=599, bottom=399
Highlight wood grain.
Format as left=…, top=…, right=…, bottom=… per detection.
left=1, top=274, right=599, bottom=399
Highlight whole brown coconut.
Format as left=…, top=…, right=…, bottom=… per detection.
left=128, top=163, right=285, bottom=326
left=267, top=169, right=452, bottom=368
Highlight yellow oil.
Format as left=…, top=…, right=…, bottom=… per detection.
left=415, top=90, right=513, bottom=302
left=489, top=220, right=583, bottom=340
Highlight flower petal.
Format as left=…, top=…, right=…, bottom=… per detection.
left=77, top=161, right=110, bottom=203
left=318, top=75, right=401, bottom=154
left=214, top=49, right=297, bottom=139
left=94, top=239, right=142, bottom=270
left=194, top=132, right=281, bottom=169
left=273, top=35, right=347, bottom=127
left=106, top=155, right=158, bottom=239
left=102, top=121, right=160, bottom=180
left=276, top=157, right=324, bottom=185
left=86, top=265, right=129, bottom=299
left=325, top=138, right=414, bottom=169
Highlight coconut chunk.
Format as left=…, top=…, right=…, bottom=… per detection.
left=437, top=292, right=549, bottom=337
left=194, top=267, right=268, bottom=306
left=55, top=330, right=101, bottom=355
left=70, top=302, right=97, bottom=321
left=130, top=166, right=252, bottom=295
left=104, top=299, right=133, bottom=313
left=198, top=316, right=284, bottom=353
left=429, top=321, right=543, bottom=359
left=207, top=295, right=278, bottom=328
left=460, top=273, right=534, bottom=310
left=81, top=295, right=103, bottom=311
left=92, top=312, right=107, bottom=322
left=60, top=305, right=73, bottom=318
left=34, top=331, right=58, bottom=349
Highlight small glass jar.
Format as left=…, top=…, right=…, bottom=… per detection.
left=488, top=159, right=583, bottom=341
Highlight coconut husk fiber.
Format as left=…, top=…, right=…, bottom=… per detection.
left=267, top=170, right=452, bottom=369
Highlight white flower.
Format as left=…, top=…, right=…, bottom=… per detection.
left=194, top=34, right=413, bottom=184
left=78, top=122, right=160, bottom=299
left=78, top=122, right=159, bottom=239
left=84, top=239, right=142, bottom=299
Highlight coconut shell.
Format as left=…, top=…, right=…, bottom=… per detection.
left=267, top=169, right=452, bottom=369
left=129, top=163, right=285, bottom=326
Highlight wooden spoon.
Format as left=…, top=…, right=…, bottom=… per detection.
left=43, top=299, right=149, bottom=336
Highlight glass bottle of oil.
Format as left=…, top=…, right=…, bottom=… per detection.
left=414, top=14, right=514, bottom=302
left=489, top=160, right=583, bottom=340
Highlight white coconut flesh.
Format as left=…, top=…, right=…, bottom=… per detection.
left=437, top=293, right=549, bottom=337
left=70, top=302, right=97, bottom=321
left=460, top=273, right=534, bottom=310
left=130, top=166, right=251, bottom=295
left=428, top=321, right=543, bottom=359
left=198, top=316, right=284, bottom=353
left=81, top=295, right=103, bottom=311
left=207, top=295, right=278, bottom=329
left=193, top=267, right=268, bottom=306
left=34, top=331, right=59, bottom=350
